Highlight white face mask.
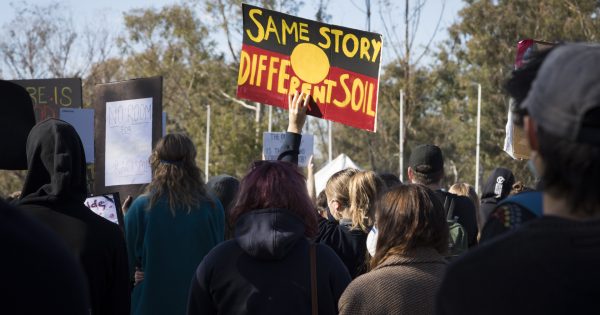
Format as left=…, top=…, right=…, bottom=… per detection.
left=366, top=226, right=378, bottom=257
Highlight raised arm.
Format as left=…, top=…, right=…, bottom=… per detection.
left=277, top=91, right=309, bottom=164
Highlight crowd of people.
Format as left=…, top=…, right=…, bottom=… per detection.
left=2, top=42, right=600, bottom=315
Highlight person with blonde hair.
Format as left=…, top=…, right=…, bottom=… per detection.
left=317, top=169, right=385, bottom=278
left=348, top=171, right=386, bottom=232
left=339, top=184, right=449, bottom=315
left=449, top=183, right=482, bottom=233
left=125, top=133, right=224, bottom=315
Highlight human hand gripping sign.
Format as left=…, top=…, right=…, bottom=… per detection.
left=287, top=90, right=310, bottom=134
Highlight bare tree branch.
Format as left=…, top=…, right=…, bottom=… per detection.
left=413, top=0, right=446, bottom=65
left=220, top=91, right=258, bottom=111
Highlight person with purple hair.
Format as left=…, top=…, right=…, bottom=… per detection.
left=186, top=92, right=351, bottom=315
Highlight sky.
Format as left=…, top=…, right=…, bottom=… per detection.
left=0, top=0, right=465, bottom=67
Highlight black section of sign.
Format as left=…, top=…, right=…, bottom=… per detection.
left=93, top=77, right=163, bottom=201
left=0, top=80, right=36, bottom=170
left=11, top=78, right=82, bottom=122
left=242, top=3, right=382, bottom=79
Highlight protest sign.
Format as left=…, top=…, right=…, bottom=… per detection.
left=263, top=132, right=314, bottom=167
left=11, top=78, right=82, bottom=122
left=237, top=4, right=383, bottom=132
left=60, top=108, right=95, bottom=164
left=93, top=77, right=162, bottom=199
left=503, top=108, right=530, bottom=160
left=504, top=39, right=555, bottom=159
left=84, top=193, right=124, bottom=226
left=0, top=80, right=36, bottom=170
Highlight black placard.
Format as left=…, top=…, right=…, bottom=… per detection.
left=11, top=78, right=82, bottom=121
left=93, top=77, right=163, bottom=200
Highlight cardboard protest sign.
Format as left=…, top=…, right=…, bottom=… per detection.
left=237, top=4, right=383, bottom=132
left=11, top=78, right=82, bottom=122
left=93, top=77, right=162, bottom=200
left=263, top=132, right=314, bottom=167
left=0, top=80, right=36, bottom=170
left=60, top=108, right=95, bottom=164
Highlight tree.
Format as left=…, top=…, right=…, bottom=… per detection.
left=0, top=2, right=112, bottom=79
left=432, top=0, right=600, bottom=189
left=94, top=2, right=307, bottom=179
left=0, top=1, right=113, bottom=196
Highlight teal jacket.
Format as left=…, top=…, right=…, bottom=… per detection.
left=125, top=194, right=224, bottom=315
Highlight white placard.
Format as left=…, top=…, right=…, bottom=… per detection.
left=60, top=108, right=94, bottom=164
left=84, top=195, right=119, bottom=225
left=263, top=132, right=314, bottom=167
left=105, top=97, right=153, bottom=186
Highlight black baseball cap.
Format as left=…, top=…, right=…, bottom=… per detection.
left=408, top=144, right=444, bottom=174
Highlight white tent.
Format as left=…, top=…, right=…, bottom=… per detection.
left=314, top=154, right=361, bottom=196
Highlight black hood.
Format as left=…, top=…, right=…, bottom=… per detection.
left=234, top=208, right=306, bottom=260
left=0, top=80, right=35, bottom=170
left=481, top=168, right=515, bottom=202
left=18, top=119, right=87, bottom=207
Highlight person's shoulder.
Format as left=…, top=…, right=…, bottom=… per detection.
left=314, top=242, right=341, bottom=258
left=194, top=240, right=240, bottom=276
left=446, top=226, right=533, bottom=278
left=125, top=194, right=151, bottom=217
left=203, top=239, right=240, bottom=262
left=130, top=194, right=150, bottom=209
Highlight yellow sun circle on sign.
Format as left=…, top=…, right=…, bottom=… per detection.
left=290, top=43, right=330, bottom=84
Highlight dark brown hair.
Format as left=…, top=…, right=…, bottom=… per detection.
left=537, top=126, right=600, bottom=216
left=371, top=184, right=449, bottom=269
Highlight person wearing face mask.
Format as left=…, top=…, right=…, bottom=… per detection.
left=316, top=170, right=385, bottom=278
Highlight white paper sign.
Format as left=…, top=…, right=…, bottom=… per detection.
left=263, top=132, right=314, bottom=167
left=60, top=108, right=94, bottom=164
left=105, top=97, right=153, bottom=186
left=84, top=195, right=119, bottom=225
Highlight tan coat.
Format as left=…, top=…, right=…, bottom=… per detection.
left=338, top=248, right=447, bottom=315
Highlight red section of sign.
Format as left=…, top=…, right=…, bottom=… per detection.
left=237, top=44, right=378, bottom=131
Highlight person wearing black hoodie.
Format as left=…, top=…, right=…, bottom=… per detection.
left=187, top=92, right=351, bottom=315
left=15, top=118, right=130, bottom=315
left=186, top=161, right=351, bottom=315
left=1, top=198, right=90, bottom=314
left=479, top=167, right=515, bottom=227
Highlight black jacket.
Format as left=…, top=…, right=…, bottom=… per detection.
left=15, top=119, right=130, bottom=315
left=434, top=190, right=479, bottom=247
left=187, top=208, right=351, bottom=315
left=436, top=216, right=600, bottom=315
left=315, top=217, right=368, bottom=278
left=1, top=199, right=90, bottom=314
left=479, top=168, right=515, bottom=226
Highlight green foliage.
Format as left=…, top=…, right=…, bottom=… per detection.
left=435, top=0, right=600, bottom=188
left=3, top=0, right=600, bottom=195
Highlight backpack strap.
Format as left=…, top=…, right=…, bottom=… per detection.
left=310, top=242, right=318, bottom=315
left=497, top=191, right=543, bottom=217
left=444, top=195, right=456, bottom=221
